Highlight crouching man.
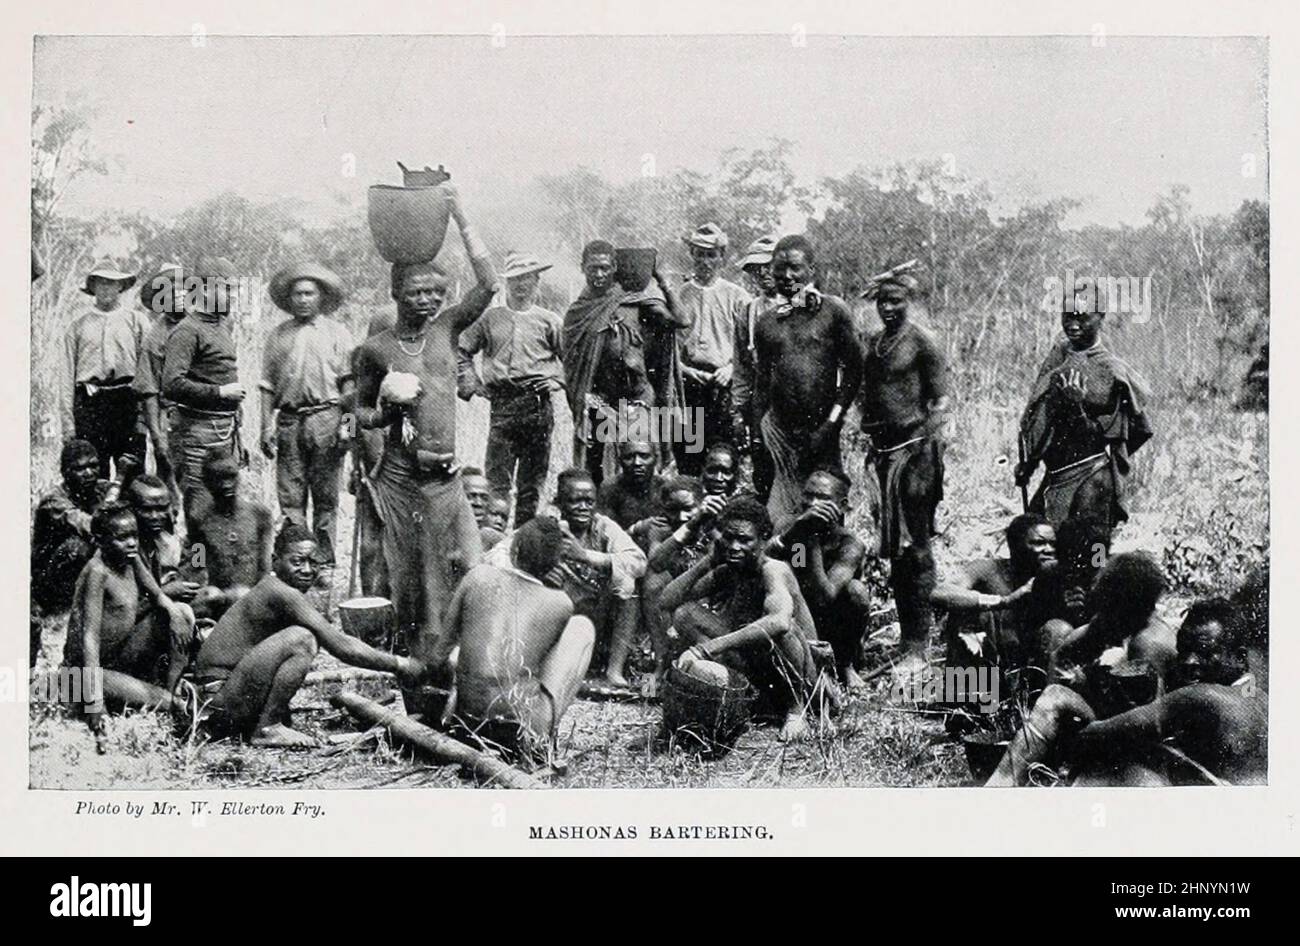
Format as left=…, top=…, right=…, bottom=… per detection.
left=428, top=517, right=596, bottom=765
left=194, top=525, right=419, bottom=748
left=660, top=495, right=832, bottom=741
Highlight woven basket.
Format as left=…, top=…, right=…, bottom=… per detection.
left=662, top=664, right=756, bottom=744
left=367, top=184, right=452, bottom=264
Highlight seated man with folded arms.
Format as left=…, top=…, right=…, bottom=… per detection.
left=184, top=451, right=274, bottom=620
left=59, top=503, right=194, bottom=752
left=597, top=439, right=665, bottom=530
left=987, top=597, right=1266, bottom=786
left=660, top=495, right=829, bottom=741
left=486, top=468, right=646, bottom=688
left=194, top=524, right=418, bottom=748
left=429, top=516, right=595, bottom=765
left=766, top=469, right=873, bottom=689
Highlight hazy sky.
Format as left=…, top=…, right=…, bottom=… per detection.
left=35, top=34, right=1268, bottom=227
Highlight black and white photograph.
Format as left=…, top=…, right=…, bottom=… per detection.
left=22, top=20, right=1272, bottom=802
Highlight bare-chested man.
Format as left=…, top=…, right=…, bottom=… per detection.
left=700, top=441, right=740, bottom=499
left=60, top=503, right=194, bottom=751
left=460, top=467, right=505, bottom=550
left=859, top=267, right=951, bottom=684
left=184, top=451, right=274, bottom=619
left=988, top=597, right=1266, bottom=786
left=766, top=470, right=873, bottom=688
left=752, top=235, right=865, bottom=527
left=597, top=439, right=665, bottom=530
left=429, top=516, right=595, bottom=765
left=194, top=525, right=418, bottom=747
left=1016, top=288, right=1154, bottom=542
left=351, top=183, right=495, bottom=664
left=661, top=495, right=830, bottom=741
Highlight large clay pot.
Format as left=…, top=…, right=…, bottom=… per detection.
left=367, top=184, right=452, bottom=264
left=338, top=596, right=395, bottom=649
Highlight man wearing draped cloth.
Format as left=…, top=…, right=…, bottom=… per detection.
left=562, top=241, right=689, bottom=485
left=351, top=184, right=497, bottom=668
left=1015, top=285, right=1153, bottom=544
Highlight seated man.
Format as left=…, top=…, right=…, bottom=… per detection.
left=59, top=503, right=194, bottom=752
left=485, top=495, right=511, bottom=535
left=1049, top=551, right=1177, bottom=700
left=987, top=597, right=1266, bottom=786
left=430, top=517, right=595, bottom=765
left=1023, top=516, right=1110, bottom=651
left=31, top=439, right=112, bottom=665
left=462, top=466, right=506, bottom=551
left=931, top=513, right=1056, bottom=690
left=194, top=524, right=417, bottom=747
left=700, top=441, right=740, bottom=499
left=486, top=468, right=646, bottom=688
left=597, top=439, right=665, bottom=530
left=184, top=451, right=274, bottom=619
left=661, top=495, right=830, bottom=741
left=127, top=474, right=198, bottom=605
left=766, top=470, right=873, bottom=689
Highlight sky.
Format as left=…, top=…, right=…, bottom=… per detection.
left=34, top=34, right=1268, bottom=229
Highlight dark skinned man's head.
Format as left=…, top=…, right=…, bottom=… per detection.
left=555, top=468, right=597, bottom=534
left=743, top=262, right=776, bottom=297
left=659, top=476, right=702, bottom=526
left=1006, top=513, right=1056, bottom=577
left=617, top=440, right=655, bottom=486
left=512, top=516, right=565, bottom=580
left=201, top=450, right=241, bottom=506
left=60, top=439, right=100, bottom=496
left=714, top=495, right=773, bottom=572
left=390, top=261, right=450, bottom=325
left=1089, top=551, right=1166, bottom=643
left=1062, top=289, right=1105, bottom=351
left=486, top=496, right=510, bottom=533
left=91, top=502, right=139, bottom=565
left=581, top=241, right=616, bottom=296
left=1172, top=597, right=1245, bottom=689
left=127, top=475, right=173, bottom=538
left=875, top=281, right=911, bottom=332
left=772, top=235, right=816, bottom=300
left=461, top=467, right=491, bottom=525
left=290, top=278, right=323, bottom=321
left=701, top=443, right=738, bottom=496
left=801, top=468, right=851, bottom=523
left=273, top=523, right=320, bottom=592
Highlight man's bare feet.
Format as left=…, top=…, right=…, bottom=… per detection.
left=779, top=709, right=811, bottom=742
left=843, top=665, right=866, bottom=693
left=250, top=723, right=317, bottom=748
left=603, top=670, right=631, bottom=689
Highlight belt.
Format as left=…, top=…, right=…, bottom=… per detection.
left=78, top=378, right=135, bottom=394
left=1046, top=449, right=1109, bottom=477
left=278, top=402, right=339, bottom=417
left=174, top=404, right=237, bottom=419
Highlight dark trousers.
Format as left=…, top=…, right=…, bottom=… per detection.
left=484, top=388, right=553, bottom=527
left=674, top=375, right=733, bottom=476
left=276, top=405, right=343, bottom=563
left=73, top=384, right=145, bottom=480
left=170, top=408, right=240, bottom=511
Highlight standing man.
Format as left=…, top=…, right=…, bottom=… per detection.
left=260, top=262, right=353, bottom=566
left=64, top=261, right=150, bottom=480
left=675, top=223, right=751, bottom=475
left=351, top=184, right=496, bottom=668
left=563, top=241, right=688, bottom=486
left=457, top=251, right=565, bottom=526
left=753, top=235, right=866, bottom=526
left=859, top=265, right=951, bottom=683
left=162, top=255, right=245, bottom=511
left=1016, top=288, right=1153, bottom=543
left=134, top=262, right=186, bottom=503
left=732, top=236, right=779, bottom=499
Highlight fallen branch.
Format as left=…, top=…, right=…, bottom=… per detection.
left=305, top=667, right=395, bottom=687
left=331, top=691, right=545, bottom=790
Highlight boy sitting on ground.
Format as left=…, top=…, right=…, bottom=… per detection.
left=184, top=451, right=274, bottom=619
left=194, top=524, right=419, bottom=748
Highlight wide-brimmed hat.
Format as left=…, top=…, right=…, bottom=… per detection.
left=269, top=262, right=344, bottom=315
left=190, top=255, right=239, bottom=283
left=683, top=223, right=728, bottom=251
left=82, top=260, right=137, bottom=295
left=501, top=251, right=552, bottom=280
left=739, top=235, right=777, bottom=268
left=139, top=262, right=184, bottom=314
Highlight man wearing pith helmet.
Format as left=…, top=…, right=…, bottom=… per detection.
left=260, top=262, right=354, bottom=566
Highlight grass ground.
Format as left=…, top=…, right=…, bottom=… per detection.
left=28, top=396, right=1267, bottom=790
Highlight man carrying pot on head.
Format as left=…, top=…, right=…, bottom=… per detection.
left=162, top=255, right=246, bottom=513
left=674, top=223, right=751, bottom=476
left=260, top=262, right=354, bottom=567
left=457, top=251, right=565, bottom=527
left=352, top=182, right=497, bottom=669
left=64, top=261, right=150, bottom=480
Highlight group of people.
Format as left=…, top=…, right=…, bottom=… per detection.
left=31, top=185, right=1267, bottom=783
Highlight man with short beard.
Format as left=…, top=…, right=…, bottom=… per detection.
left=457, top=251, right=564, bottom=526
left=260, top=262, right=353, bottom=566
left=352, top=183, right=496, bottom=666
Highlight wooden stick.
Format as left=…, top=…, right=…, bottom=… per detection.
left=331, top=691, right=545, bottom=790
left=304, top=666, right=395, bottom=687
